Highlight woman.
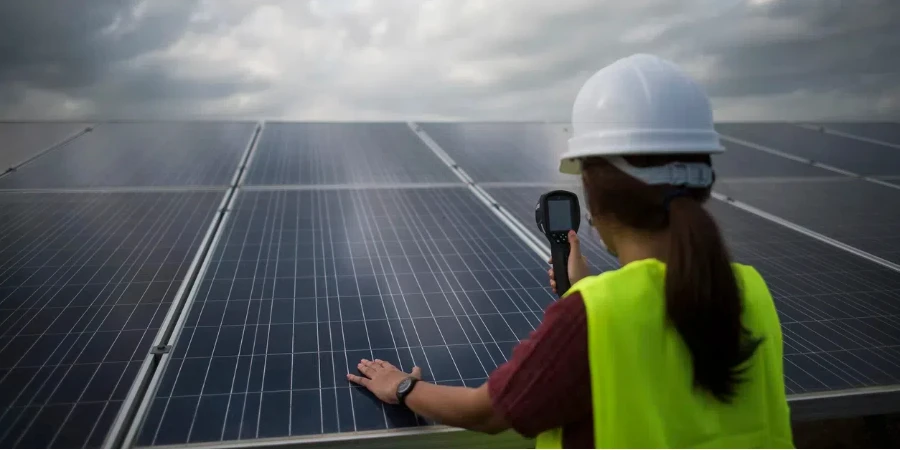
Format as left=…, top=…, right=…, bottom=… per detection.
left=347, top=54, right=794, bottom=448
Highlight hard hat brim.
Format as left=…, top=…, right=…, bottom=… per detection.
left=558, top=129, right=725, bottom=175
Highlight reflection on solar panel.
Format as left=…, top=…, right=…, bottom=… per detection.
left=716, top=124, right=900, bottom=176
left=0, top=191, right=222, bottom=448
left=487, top=186, right=900, bottom=396
left=422, top=123, right=572, bottom=183
left=717, top=179, right=900, bottom=264
left=817, top=123, right=900, bottom=145
left=0, top=123, right=255, bottom=189
left=0, top=123, right=90, bottom=172
left=244, top=124, right=458, bottom=185
left=135, top=188, right=552, bottom=446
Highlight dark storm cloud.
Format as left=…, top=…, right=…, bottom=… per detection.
left=0, top=1, right=195, bottom=89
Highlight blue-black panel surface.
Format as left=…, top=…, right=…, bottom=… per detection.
left=0, top=123, right=89, bottom=171
left=717, top=123, right=900, bottom=176
left=818, top=122, right=900, bottom=145
left=244, top=124, right=457, bottom=185
left=422, top=123, right=573, bottom=183
left=489, top=186, right=900, bottom=395
left=136, top=187, right=552, bottom=446
left=0, top=191, right=223, bottom=448
left=0, top=123, right=254, bottom=189
left=707, top=200, right=900, bottom=394
left=714, top=140, right=834, bottom=179
left=717, top=179, right=900, bottom=264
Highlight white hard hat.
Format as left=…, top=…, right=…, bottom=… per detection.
left=559, top=54, right=723, bottom=187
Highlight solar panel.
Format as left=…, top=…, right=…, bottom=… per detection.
left=717, top=179, right=900, bottom=264
left=817, top=123, right=900, bottom=145
left=422, top=123, right=572, bottom=183
left=134, top=187, right=553, bottom=447
left=243, top=124, right=458, bottom=186
left=715, top=140, right=835, bottom=179
left=0, top=191, right=223, bottom=448
left=485, top=185, right=900, bottom=397
left=716, top=124, right=900, bottom=176
left=0, top=123, right=255, bottom=190
left=0, top=123, right=91, bottom=173
left=705, top=200, right=900, bottom=394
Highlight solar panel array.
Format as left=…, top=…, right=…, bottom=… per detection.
left=135, top=188, right=551, bottom=446
left=1, top=120, right=898, bottom=448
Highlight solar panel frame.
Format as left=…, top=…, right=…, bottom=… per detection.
left=129, top=186, right=557, bottom=448
left=0, top=190, right=227, bottom=449
left=816, top=123, right=900, bottom=146
left=716, top=179, right=900, bottom=265
left=714, top=140, right=837, bottom=179
left=421, top=123, right=573, bottom=183
left=716, top=123, right=900, bottom=177
left=0, top=123, right=92, bottom=174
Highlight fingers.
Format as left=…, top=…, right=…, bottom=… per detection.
left=568, top=230, right=581, bottom=256
left=347, top=373, right=370, bottom=387
left=358, top=360, right=377, bottom=377
left=411, top=366, right=422, bottom=379
left=374, top=359, right=396, bottom=370
left=548, top=267, right=557, bottom=294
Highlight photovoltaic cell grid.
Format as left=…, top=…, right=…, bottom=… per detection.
left=243, top=123, right=459, bottom=186
left=487, top=186, right=900, bottom=396
left=817, top=122, right=900, bottom=145
left=716, top=123, right=900, bottom=177
left=706, top=200, right=900, bottom=395
left=135, top=188, right=554, bottom=447
left=0, top=123, right=255, bottom=190
left=0, top=191, right=223, bottom=448
left=483, top=185, right=621, bottom=274
left=0, top=123, right=89, bottom=171
left=422, top=123, right=574, bottom=183
left=717, top=179, right=900, bottom=264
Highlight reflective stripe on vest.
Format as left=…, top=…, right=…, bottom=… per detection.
left=535, top=259, right=794, bottom=448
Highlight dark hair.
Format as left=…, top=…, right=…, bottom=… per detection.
left=581, top=155, right=761, bottom=403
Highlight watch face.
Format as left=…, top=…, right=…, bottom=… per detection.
left=397, top=377, right=412, bottom=394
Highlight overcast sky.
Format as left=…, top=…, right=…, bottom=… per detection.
left=1, top=0, right=898, bottom=121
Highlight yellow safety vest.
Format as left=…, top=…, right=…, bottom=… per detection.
left=535, top=259, right=794, bottom=449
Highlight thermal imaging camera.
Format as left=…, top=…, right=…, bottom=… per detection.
left=535, top=190, right=581, bottom=295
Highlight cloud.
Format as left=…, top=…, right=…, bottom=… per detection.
left=0, top=0, right=898, bottom=121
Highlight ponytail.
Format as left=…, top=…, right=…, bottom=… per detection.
left=582, top=155, right=761, bottom=403
left=665, top=196, right=761, bottom=402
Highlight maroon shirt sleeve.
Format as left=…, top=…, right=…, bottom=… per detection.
left=487, top=292, right=593, bottom=447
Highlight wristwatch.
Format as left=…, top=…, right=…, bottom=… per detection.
left=396, top=376, right=419, bottom=406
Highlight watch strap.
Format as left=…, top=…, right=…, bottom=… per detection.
left=397, top=376, right=418, bottom=406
